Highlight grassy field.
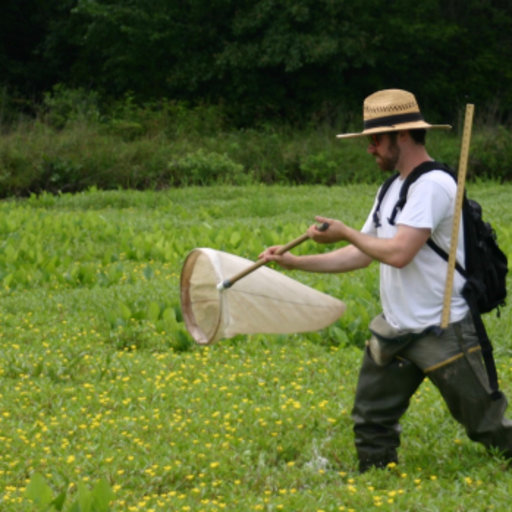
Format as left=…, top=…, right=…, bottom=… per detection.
left=1, top=184, right=512, bottom=511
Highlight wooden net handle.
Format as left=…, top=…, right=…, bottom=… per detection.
left=441, top=104, right=474, bottom=328
left=218, top=222, right=328, bottom=290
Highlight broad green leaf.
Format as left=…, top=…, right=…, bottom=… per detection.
left=25, top=473, right=54, bottom=508
left=3, top=273, right=13, bottom=287
left=230, top=231, right=241, bottom=247
left=160, top=307, right=178, bottom=331
left=91, top=479, right=115, bottom=512
left=76, top=481, right=93, bottom=512
left=119, top=303, right=132, bottom=321
left=146, top=301, right=160, bottom=323
left=51, top=490, right=67, bottom=511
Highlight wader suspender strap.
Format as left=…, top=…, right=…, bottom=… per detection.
left=465, top=291, right=502, bottom=398
left=372, top=161, right=502, bottom=398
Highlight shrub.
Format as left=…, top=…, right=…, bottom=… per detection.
left=106, top=96, right=227, bottom=140
left=166, top=149, right=249, bottom=186
left=41, top=84, right=101, bottom=129
left=470, top=125, right=512, bottom=181
left=0, top=94, right=511, bottom=197
left=298, top=149, right=382, bottom=185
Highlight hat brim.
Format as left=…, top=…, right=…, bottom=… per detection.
left=336, top=121, right=452, bottom=139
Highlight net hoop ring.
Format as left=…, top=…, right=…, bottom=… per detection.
left=180, top=249, right=223, bottom=345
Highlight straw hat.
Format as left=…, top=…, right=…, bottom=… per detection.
left=336, top=89, right=452, bottom=139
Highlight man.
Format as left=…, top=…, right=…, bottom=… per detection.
left=260, top=89, right=512, bottom=472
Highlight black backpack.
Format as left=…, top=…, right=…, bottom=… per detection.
left=372, top=161, right=508, bottom=397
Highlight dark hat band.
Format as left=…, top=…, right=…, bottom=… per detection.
left=364, top=112, right=424, bottom=130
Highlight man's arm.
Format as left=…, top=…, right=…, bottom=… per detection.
left=309, top=216, right=431, bottom=268
left=260, top=215, right=430, bottom=273
left=259, top=243, right=373, bottom=273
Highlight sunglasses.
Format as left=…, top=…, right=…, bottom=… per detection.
left=368, top=133, right=383, bottom=147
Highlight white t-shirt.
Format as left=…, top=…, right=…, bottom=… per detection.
left=361, top=169, right=469, bottom=331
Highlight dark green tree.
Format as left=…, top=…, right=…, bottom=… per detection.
left=0, top=0, right=77, bottom=100
left=1, top=0, right=511, bottom=125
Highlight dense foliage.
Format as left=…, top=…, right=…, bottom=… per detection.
left=1, top=94, right=511, bottom=198
left=1, top=0, right=512, bottom=125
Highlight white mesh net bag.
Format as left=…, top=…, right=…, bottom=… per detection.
left=180, top=246, right=346, bottom=345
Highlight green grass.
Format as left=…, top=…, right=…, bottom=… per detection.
left=1, top=184, right=512, bottom=511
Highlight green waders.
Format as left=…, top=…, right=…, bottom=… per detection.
left=352, top=314, right=512, bottom=472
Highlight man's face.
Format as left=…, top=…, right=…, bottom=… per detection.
left=367, top=132, right=400, bottom=171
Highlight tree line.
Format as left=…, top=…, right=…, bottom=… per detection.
left=1, top=0, right=511, bottom=127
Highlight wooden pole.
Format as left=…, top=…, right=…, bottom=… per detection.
left=218, top=222, right=328, bottom=290
left=441, top=104, right=474, bottom=328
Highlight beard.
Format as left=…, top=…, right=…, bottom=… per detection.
left=376, top=139, right=400, bottom=171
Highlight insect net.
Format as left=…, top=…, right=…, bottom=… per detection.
left=180, top=248, right=346, bottom=344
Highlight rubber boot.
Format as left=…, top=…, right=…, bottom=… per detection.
left=352, top=347, right=424, bottom=472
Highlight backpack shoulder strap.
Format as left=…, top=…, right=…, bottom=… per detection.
left=401, top=162, right=467, bottom=278
left=372, top=172, right=399, bottom=228
left=426, top=238, right=467, bottom=277
left=388, top=161, right=455, bottom=225
left=387, top=160, right=466, bottom=272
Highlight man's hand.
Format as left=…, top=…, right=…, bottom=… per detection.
left=258, top=246, right=298, bottom=269
left=307, top=216, right=349, bottom=244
